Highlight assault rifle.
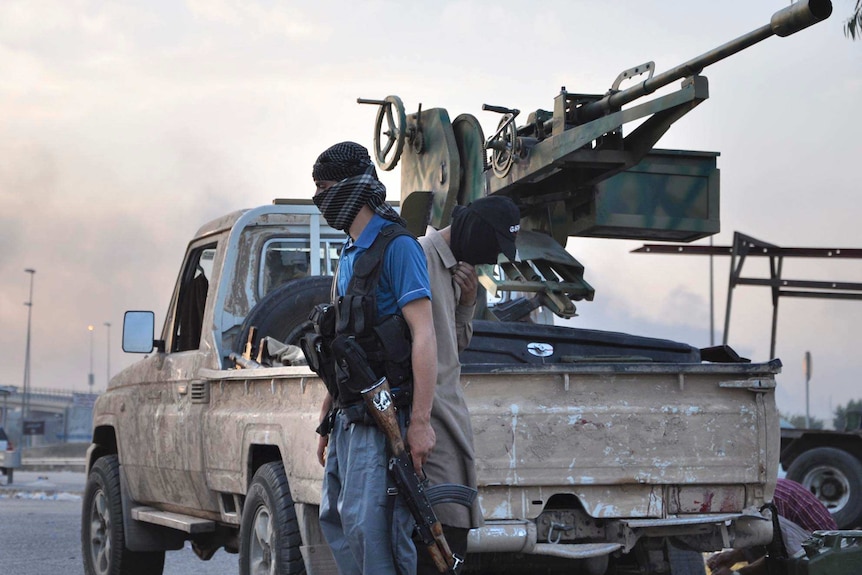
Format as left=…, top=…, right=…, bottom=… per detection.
left=331, top=335, right=476, bottom=574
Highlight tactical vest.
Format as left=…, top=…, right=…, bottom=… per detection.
left=304, top=224, right=416, bottom=408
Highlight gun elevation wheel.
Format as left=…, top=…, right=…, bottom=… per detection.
left=488, top=114, right=519, bottom=178
left=373, top=95, right=406, bottom=171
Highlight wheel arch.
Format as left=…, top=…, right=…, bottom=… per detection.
left=248, top=442, right=283, bottom=489
left=86, top=425, right=119, bottom=473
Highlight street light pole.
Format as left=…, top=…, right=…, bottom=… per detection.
left=104, top=322, right=112, bottom=389
left=88, top=325, right=95, bottom=392
left=22, top=268, right=35, bottom=447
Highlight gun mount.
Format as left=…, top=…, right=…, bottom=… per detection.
left=358, top=0, right=832, bottom=321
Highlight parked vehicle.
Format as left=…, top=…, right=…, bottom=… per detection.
left=0, top=427, right=19, bottom=485
left=780, top=411, right=862, bottom=529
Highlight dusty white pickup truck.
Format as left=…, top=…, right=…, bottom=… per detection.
left=82, top=199, right=780, bottom=575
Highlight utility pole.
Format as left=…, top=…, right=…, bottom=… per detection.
left=104, top=322, right=112, bottom=390
left=88, top=325, right=95, bottom=392
left=22, top=268, right=35, bottom=447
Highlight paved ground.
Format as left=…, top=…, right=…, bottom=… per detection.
left=0, top=469, right=85, bottom=498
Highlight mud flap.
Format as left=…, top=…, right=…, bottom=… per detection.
left=295, top=503, right=338, bottom=575
left=300, top=545, right=339, bottom=575
left=119, top=465, right=185, bottom=552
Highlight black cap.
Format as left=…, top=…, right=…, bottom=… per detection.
left=466, top=195, right=520, bottom=261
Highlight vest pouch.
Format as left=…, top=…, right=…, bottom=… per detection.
left=309, top=302, right=336, bottom=338
left=373, top=314, right=413, bottom=390
left=335, top=294, right=377, bottom=336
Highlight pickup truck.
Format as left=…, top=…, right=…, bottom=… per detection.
left=82, top=199, right=781, bottom=575
left=81, top=3, right=839, bottom=571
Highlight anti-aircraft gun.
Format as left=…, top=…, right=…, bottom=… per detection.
left=358, top=0, right=832, bottom=321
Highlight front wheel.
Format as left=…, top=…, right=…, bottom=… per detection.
left=240, top=461, right=305, bottom=575
left=786, top=446, right=862, bottom=528
left=81, top=455, right=166, bottom=575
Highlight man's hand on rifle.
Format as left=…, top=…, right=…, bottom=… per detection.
left=407, top=414, right=436, bottom=473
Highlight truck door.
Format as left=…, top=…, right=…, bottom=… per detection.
left=123, top=241, right=220, bottom=513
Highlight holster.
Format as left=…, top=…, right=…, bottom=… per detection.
left=300, top=304, right=339, bottom=399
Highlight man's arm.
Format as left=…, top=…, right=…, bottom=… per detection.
left=452, top=262, right=477, bottom=352
left=316, top=392, right=333, bottom=467
left=401, top=296, right=437, bottom=473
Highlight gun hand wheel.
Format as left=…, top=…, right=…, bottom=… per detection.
left=374, top=95, right=406, bottom=171
left=490, top=115, right=518, bottom=178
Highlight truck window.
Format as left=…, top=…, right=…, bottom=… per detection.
left=260, top=239, right=342, bottom=298
left=173, top=246, right=216, bottom=352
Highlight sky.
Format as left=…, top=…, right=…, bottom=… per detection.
left=1, top=0, right=860, bottom=426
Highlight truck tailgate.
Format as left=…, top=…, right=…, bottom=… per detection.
left=462, top=360, right=780, bottom=521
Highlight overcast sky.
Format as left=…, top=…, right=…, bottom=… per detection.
left=1, top=0, right=860, bottom=425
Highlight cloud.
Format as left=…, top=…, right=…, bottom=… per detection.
left=186, top=0, right=319, bottom=39
left=0, top=0, right=858, bottom=428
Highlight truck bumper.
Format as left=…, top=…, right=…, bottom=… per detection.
left=467, top=508, right=773, bottom=559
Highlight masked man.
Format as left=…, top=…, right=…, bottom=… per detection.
left=311, top=141, right=437, bottom=575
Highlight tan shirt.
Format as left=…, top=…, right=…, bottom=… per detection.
left=419, top=228, right=483, bottom=528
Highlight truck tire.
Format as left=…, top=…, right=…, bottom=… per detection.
left=240, top=461, right=305, bottom=575
left=237, top=276, right=333, bottom=352
left=786, top=446, right=862, bottom=528
left=81, top=455, right=166, bottom=575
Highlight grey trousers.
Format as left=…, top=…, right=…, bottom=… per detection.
left=320, top=410, right=416, bottom=575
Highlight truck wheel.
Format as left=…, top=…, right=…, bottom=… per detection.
left=237, top=276, right=333, bottom=351
left=81, top=455, right=166, bottom=575
left=240, top=461, right=305, bottom=575
left=786, top=446, right=862, bottom=528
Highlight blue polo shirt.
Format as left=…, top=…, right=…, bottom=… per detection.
left=336, top=215, right=431, bottom=316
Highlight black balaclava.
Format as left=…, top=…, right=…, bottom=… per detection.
left=450, top=196, right=520, bottom=264
left=312, top=142, right=404, bottom=231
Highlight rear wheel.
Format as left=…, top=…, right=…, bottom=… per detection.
left=240, top=461, right=305, bottom=575
left=786, top=446, right=862, bottom=528
left=81, top=455, right=166, bottom=575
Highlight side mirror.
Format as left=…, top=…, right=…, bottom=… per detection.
left=123, top=311, right=156, bottom=353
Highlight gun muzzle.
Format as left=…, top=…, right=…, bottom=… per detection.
left=771, top=0, right=833, bottom=37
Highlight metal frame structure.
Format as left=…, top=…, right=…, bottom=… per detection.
left=633, top=231, right=862, bottom=358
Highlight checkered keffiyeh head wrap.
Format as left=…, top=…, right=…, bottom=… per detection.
left=312, top=142, right=405, bottom=231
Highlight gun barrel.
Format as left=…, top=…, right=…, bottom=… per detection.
left=579, top=0, right=832, bottom=123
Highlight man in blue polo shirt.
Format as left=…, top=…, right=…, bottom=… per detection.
left=311, top=141, right=437, bottom=575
